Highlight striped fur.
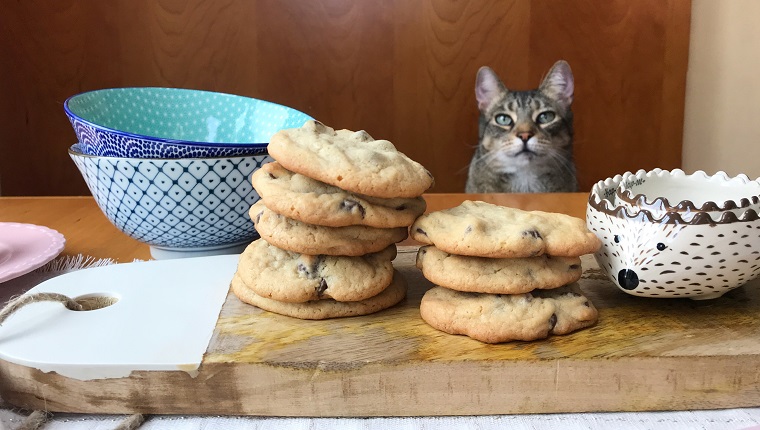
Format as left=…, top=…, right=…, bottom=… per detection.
left=466, top=61, right=578, bottom=193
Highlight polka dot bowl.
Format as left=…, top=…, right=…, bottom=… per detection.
left=586, top=172, right=760, bottom=300
left=69, top=143, right=272, bottom=259
left=64, top=87, right=313, bottom=158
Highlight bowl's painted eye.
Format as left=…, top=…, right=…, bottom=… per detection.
left=494, top=114, right=513, bottom=126
left=657, top=243, right=667, bottom=251
left=613, top=235, right=620, bottom=243
left=536, top=111, right=556, bottom=124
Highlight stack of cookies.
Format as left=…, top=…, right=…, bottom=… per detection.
left=411, top=200, right=602, bottom=343
left=231, top=120, right=434, bottom=320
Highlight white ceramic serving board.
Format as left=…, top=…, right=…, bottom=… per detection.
left=0, top=254, right=238, bottom=380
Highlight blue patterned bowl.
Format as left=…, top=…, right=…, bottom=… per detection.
left=69, top=143, right=272, bottom=259
left=64, top=87, right=313, bottom=158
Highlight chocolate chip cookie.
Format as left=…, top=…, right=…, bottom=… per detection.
left=419, top=284, right=598, bottom=343
left=236, top=239, right=397, bottom=303
left=251, top=161, right=426, bottom=228
left=250, top=200, right=407, bottom=256
left=267, top=120, right=434, bottom=198
left=231, top=270, right=407, bottom=320
left=416, top=245, right=583, bottom=294
left=411, top=200, right=601, bottom=258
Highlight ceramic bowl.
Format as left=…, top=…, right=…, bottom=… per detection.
left=616, top=168, right=760, bottom=222
left=69, top=144, right=272, bottom=259
left=587, top=173, right=760, bottom=300
left=64, top=87, right=313, bottom=158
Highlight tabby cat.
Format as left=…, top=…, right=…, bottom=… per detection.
left=465, top=60, right=577, bottom=193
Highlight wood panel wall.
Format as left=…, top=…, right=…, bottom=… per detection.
left=0, top=0, right=691, bottom=196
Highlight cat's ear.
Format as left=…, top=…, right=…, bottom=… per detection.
left=475, top=66, right=507, bottom=112
left=539, top=60, right=574, bottom=107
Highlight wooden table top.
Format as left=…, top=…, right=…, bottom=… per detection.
left=0, top=193, right=589, bottom=262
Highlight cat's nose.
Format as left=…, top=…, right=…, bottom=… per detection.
left=517, top=132, right=533, bottom=142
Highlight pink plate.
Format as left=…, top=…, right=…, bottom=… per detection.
left=0, top=223, right=66, bottom=284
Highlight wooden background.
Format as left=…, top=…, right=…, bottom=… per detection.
left=0, top=0, right=691, bottom=196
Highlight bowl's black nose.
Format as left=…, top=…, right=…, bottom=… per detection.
left=618, top=269, right=639, bottom=290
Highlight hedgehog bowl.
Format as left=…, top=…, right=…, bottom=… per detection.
left=587, top=173, right=760, bottom=300
left=616, top=168, right=760, bottom=222
left=69, top=143, right=273, bottom=259
left=64, top=87, right=313, bottom=158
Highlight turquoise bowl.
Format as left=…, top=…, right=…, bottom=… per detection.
left=64, top=87, right=313, bottom=158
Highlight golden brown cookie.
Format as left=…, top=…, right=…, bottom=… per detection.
left=419, top=284, right=598, bottom=343
left=267, top=120, right=434, bottom=198
left=231, top=270, right=407, bottom=320
left=236, top=240, right=397, bottom=303
left=411, top=200, right=601, bottom=258
left=250, top=200, right=407, bottom=256
left=251, top=162, right=426, bottom=228
left=415, top=245, right=582, bottom=294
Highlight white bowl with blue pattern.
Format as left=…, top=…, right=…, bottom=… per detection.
left=64, top=87, right=313, bottom=158
left=69, top=143, right=271, bottom=259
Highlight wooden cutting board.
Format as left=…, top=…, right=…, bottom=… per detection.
left=1, top=246, right=760, bottom=416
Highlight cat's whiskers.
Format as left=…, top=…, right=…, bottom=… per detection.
left=483, top=145, right=512, bottom=168
left=460, top=145, right=504, bottom=174
left=545, top=147, right=577, bottom=179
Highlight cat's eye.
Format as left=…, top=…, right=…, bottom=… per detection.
left=536, top=111, right=556, bottom=124
left=494, top=114, right=513, bottom=126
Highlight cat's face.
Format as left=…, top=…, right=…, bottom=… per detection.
left=476, top=62, right=574, bottom=173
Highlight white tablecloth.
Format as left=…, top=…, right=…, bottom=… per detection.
left=2, top=410, right=760, bottom=430
left=2, top=257, right=760, bottom=430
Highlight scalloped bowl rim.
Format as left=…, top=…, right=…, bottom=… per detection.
left=64, top=87, right=312, bottom=149
left=589, top=171, right=760, bottom=225
left=616, top=168, right=760, bottom=212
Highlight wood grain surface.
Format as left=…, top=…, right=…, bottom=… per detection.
left=0, top=0, right=690, bottom=196
left=1, top=250, right=760, bottom=416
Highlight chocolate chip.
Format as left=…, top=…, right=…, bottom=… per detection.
left=311, top=256, right=324, bottom=277
left=523, top=229, right=542, bottom=239
left=297, top=263, right=309, bottom=276
left=340, top=199, right=366, bottom=218
left=549, top=313, right=557, bottom=330
left=316, top=279, right=328, bottom=297
left=341, top=199, right=358, bottom=211
left=297, top=257, right=323, bottom=279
